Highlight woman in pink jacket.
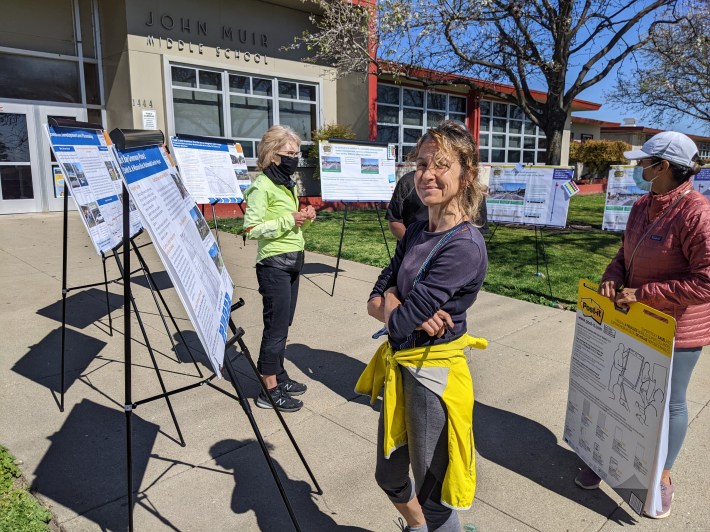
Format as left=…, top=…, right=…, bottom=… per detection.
left=575, top=132, right=709, bottom=519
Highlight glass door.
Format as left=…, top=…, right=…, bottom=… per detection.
left=38, top=106, right=87, bottom=212
left=0, top=102, right=42, bottom=213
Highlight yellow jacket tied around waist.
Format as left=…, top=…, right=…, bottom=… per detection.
left=355, top=333, right=487, bottom=510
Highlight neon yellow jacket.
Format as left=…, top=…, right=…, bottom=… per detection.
left=355, top=334, right=487, bottom=510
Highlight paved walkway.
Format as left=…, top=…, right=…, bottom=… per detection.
left=0, top=212, right=708, bottom=531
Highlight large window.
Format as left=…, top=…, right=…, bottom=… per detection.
left=478, top=100, right=547, bottom=164
left=376, top=83, right=467, bottom=162
left=171, top=65, right=319, bottom=160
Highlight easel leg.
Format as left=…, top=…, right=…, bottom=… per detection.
left=485, top=222, right=498, bottom=246
left=60, top=181, right=69, bottom=413
left=113, top=251, right=187, bottom=447
left=374, top=203, right=391, bottom=260
left=122, top=182, right=135, bottom=532
left=101, top=253, right=114, bottom=336
left=331, top=207, right=348, bottom=297
left=210, top=202, right=221, bottom=248
left=238, top=202, right=246, bottom=246
left=130, top=240, right=204, bottom=378
left=222, top=353, right=302, bottom=532
left=538, top=227, right=553, bottom=299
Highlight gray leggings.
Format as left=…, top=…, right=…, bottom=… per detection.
left=375, top=368, right=461, bottom=531
left=664, top=347, right=702, bottom=470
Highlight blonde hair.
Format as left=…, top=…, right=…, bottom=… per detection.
left=256, top=125, right=301, bottom=171
left=410, top=121, right=486, bottom=225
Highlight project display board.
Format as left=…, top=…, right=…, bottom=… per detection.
left=564, top=280, right=675, bottom=517
left=318, top=141, right=396, bottom=202
left=691, top=166, right=710, bottom=202
left=485, top=165, right=575, bottom=227
left=603, top=166, right=646, bottom=231
left=114, top=144, right=233, bottom=375
left=169, top=136, right=248, bottom=203
left=46, top=125, right=142, bottom=254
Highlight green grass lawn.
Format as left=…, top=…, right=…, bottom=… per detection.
left=219, top=194, right=620, bottom=309
left=0, top=446, right=52, bottom=531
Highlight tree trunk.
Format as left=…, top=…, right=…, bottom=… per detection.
left=543, top=114, right=567, bottom=165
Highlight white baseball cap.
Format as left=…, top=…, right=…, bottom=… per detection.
left=624, top=131, right=699, bottom=167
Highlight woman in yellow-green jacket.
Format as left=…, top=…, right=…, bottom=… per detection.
left=361, top=122, right=488, bottom=531
left=243, top=125, right=316, bottom=413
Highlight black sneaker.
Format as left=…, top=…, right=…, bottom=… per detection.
left=279, top=378, right=307, bottom=396
left=255, top=387, right=303, bottom=412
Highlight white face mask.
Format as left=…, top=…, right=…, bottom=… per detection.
left=632, top=161, right=661, bottom=192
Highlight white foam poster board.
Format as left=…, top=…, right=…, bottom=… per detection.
left=114, top=144, right=233, bottom=375
left=169, top=136, right=247, bottom=204
left=46, top=124, right=142, bottom=254
left=484, top=165, right=575, bottom=227
left=319, top=141, right=396, bottom=202
left=602, top=166, right=646, bottom=231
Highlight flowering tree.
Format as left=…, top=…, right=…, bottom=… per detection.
left=607, top=2, right=710, bottom=131
left=291, top=0, right=680, bottom=164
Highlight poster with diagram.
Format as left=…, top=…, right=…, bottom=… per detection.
left=564, top=279, right=675, bottom=517
left=169, top=136, right=247, bottom=203
left=113, top=143, right=233, bottom=375
left=45, top=124, right=142, bottom=254
left=319, top=141, right=396, bottom=202
left=602, top=166, right=647, bottom=231
left=484, top=165, right=574, bottom=227
left=690, top=166, right=710, bottom=202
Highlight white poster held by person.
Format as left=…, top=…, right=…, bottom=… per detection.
left=564, top=279, right=675, bottom=517
left=114, top=144, right=233, bottom=375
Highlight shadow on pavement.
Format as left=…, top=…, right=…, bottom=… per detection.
left=32, top=399, right=161, bottom=530
left=37, top=288, right=123, bottom=329
left=12, top=327, right=106, bottom=394
left=211, top=438, right=370, bottom=531
left=287, top=343, right=366, bottom=402
left=474, top=401, right=637, bottom=525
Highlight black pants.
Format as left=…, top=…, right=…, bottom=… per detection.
left=255, top=264, right=300, bottom=380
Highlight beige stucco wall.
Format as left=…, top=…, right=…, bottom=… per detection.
left=337, top=72, right=371, bottom=140
left=570, top=122, right=601, bottom=141
left=600, top=131, right=646, bottom=150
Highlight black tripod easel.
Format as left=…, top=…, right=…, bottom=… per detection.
left=330, top=202, right=391, bottom=296
left=112, top=128, right=321, bottom=531
left=485, top=221, right=554, bottom=300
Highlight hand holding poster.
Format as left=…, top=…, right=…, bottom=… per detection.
left=113, top=142, right=233, bottom=375
left=319, top=141, right=396, bottom=202
left=46, top=124, right=142, bottom=254
left=564, top=279, right=675, bottom=517
left=485, top=165, right=574, bottom=227
left=169, top=136, right=247, bottom=204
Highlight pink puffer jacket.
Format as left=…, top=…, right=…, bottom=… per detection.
left=603, top=180, right=710, bottom=348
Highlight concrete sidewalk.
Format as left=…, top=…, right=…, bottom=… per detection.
left=1, top=211, right=708, bottom=531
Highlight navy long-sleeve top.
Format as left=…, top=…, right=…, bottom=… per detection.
left=370, top=220, right=488, bottom=349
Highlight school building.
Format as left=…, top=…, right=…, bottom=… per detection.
left=1, top=0, right=601, bottom=214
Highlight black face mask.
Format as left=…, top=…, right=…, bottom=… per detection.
left=276, top=155, right=299, bottom=176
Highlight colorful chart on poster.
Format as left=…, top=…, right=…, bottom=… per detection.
left=114, top=144, right=233, bottom=375
left=602, top=166, right=647, bottom=231
left=169, top=136, right=247, bottom=203
left=564, top=279, right=675, bottom=517
left=319, top=141, right=396, bottom=202
left=46, top=125, right=142, bottom=254
left=484, top=165, right=575, bottom=227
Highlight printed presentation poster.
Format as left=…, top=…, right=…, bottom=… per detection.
left=319, top=141, right=396, bottom=202
left=485, top=165, right=575, bottom=227
left=46, top=125, right=142, bottom=254
left=114, top=144, right=233, bottom=375
left=169, top=136, right=246, bottom=203
left=690, top=166, right=710, bottom=202
left=564, top=279, right=675, bottom=517
left=603, top=166, right=646, bottom=231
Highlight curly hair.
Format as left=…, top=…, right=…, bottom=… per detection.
left=410, top=120, right=487, bottom=225
left=256, top=125, right=301, bottom=171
